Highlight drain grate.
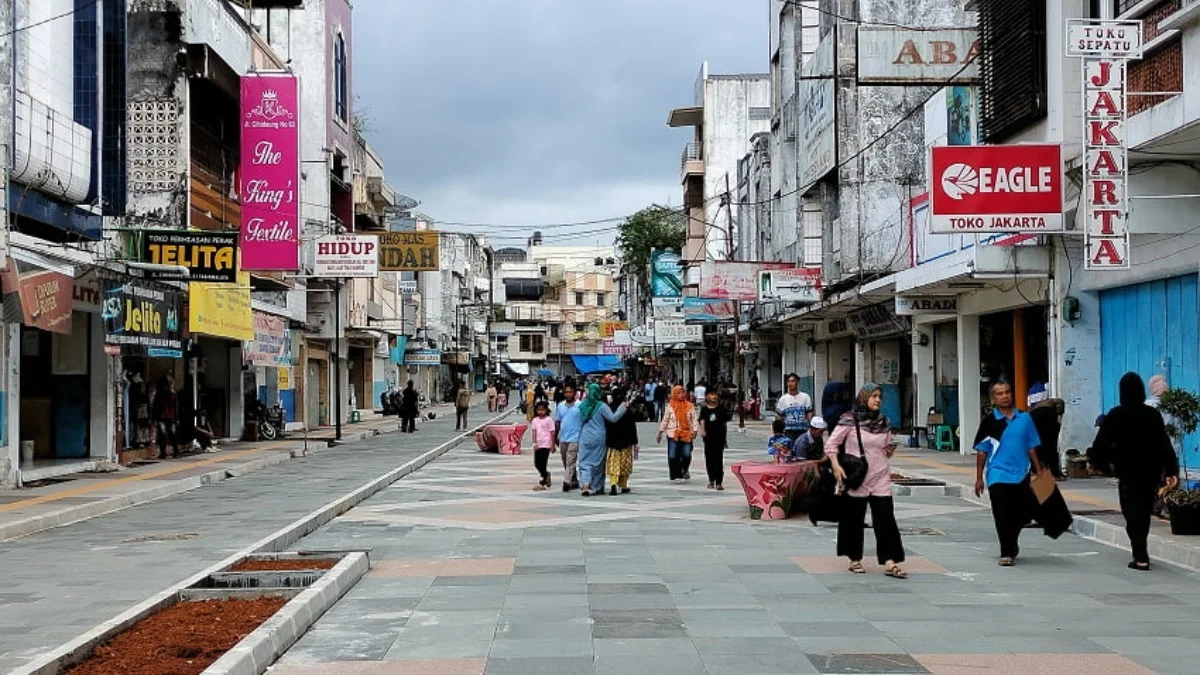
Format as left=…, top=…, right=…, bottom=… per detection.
left=1071, top=509, right=1122, bottom=517
left=130, top=460, right=161, bottom=467
left=894, top=478, right=946, bottom=487
left=22, top=477, right=77, bottom=488
left=124, top=533, right=201, bottom=543
left=899, top=527, right=945, bottom=536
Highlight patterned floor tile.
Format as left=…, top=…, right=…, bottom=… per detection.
left=369, top=557, right=516, bottom=577
left=794, top=555, right=949, bottom=575
left=911, top=653, right=1157, bottom=675
left=271, top=660, right=486, bottom=675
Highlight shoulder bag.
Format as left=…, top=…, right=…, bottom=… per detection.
left=837, top=418, right=869, bottom=491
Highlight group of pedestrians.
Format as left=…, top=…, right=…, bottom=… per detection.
left=529, top=382, right=637, bottom=496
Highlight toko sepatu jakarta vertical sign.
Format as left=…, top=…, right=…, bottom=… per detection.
left=240, top=72, right=300, bottom=271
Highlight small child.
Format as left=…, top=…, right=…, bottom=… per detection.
left=767, top=418, right=796, bottom=464
left=530, top=401, right=556, bottom=491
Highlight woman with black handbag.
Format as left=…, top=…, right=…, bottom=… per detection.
left=825, top=384, right=907, bottom=579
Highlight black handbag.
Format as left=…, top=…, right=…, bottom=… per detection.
left=838, top=418, right=869, bottom=491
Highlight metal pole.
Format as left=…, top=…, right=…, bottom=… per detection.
left=486, top=251, right=494, bottom=380
left=724, top=174, right=745, bottom=429
left=334, top=279, right=342, bottom=441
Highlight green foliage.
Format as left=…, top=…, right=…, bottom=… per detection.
left=616, top=206, right=686, bottom=299
left=1165, top=489, right=1200, bottom=508
left=1159, top=388, right=1200, bottom=443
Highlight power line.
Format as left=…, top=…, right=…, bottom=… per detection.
left=782, top=0, right=929, bottom=31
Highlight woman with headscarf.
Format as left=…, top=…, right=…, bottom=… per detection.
left=605, top=387, right=640, bottom=495
left=657, top=385, right=700, bottom=482
left=577, top=383, right=629, bottom=496
left=1092, top=372, right=1179, bottom=570
left=400, top=380, right=419, bottom=433
left=825, top=384, right=906, bottom=579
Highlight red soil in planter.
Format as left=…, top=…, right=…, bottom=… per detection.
left=65, top=596, right=288, bottom=675
left=228, top=558, right=338, bottom=572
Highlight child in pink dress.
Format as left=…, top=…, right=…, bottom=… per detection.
left=530, top=401, right=557, bottom=491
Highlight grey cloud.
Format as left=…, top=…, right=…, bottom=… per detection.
left=354, top=0, right=765, bottom=233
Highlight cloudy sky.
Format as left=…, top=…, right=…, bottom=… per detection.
left=353, top=1, right=765, bottom=247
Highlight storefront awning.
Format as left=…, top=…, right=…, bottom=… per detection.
left=894, top=244, right=1050, bottom=295
left=536, top=368, right=556, bottom=378
left=503, top=362, right=530, bottom=376
left=571, top=354, right=624, bottom=374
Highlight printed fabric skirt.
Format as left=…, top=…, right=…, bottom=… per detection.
left=606, top=447, right=634, bottom=479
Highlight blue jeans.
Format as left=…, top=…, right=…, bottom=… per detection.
left=667, top=438, right=693, bottom=480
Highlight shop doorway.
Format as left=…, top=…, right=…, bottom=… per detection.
left=18, top=318, right=92, bottom=460
left=306, top=358, right=328, bottom=427
left=978, top=305, right=1050, bottom=411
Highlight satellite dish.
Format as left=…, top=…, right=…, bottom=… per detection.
left=394, top=194, right=420, bottom=211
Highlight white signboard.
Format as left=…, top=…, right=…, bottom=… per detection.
left=1066, top=19, right=1143, bottom=59
left=651, top=297, right=683, bottom=319
left=612, top=329, right=632, bottom=346
left=603, top=339, right=632, bottom=355
left=655, top=320, right=703, bottom=344
left=491, top=321, right=516, bottom=337
left=800, top=36, right=836, bottom=191
left=398, top=280, right=418, bottom=295
left=857, top=27, right=979, bottom=83
left=758, top=268, right=821, bottom=304
left=896, top=296, right=958, bottom=316
left=313, top=234, right=379, bottom=278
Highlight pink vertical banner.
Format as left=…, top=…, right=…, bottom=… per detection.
left=240, top=73, right=300, bottom=270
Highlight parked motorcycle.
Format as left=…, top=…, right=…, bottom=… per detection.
left=248, top=399, right=285, bottom=441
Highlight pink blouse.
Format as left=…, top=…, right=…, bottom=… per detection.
left=825, top=420, right=894, bottom=498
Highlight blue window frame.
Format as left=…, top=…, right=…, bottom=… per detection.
left=334, top=32, right=347, bottom=122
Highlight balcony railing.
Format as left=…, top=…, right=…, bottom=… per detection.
left=680, top=142, right=703, bottom=175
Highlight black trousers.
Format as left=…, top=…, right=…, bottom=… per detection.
left=837, top=495, right=905, bottom=564
left=1037, top=444, right=1064, bottom=479
left=455, top=406, right=468, bottom=430
left=989, top=480, right=1032, bottom=558
left=1119, top=480, right=1156, bottom=564
left=534, top=448, right=552, bottom=483
left=401, top=415, right=416, bottom=433
left=704, top=435, right=726, bottom=485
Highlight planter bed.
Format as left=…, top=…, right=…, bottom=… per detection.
left=24, top=551, right=370, bottom=675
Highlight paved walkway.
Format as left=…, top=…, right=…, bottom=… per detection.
left=0, top=408, right=457, bottom=542
left=266, top=425, right=1200, bottom=675
left=0, top=403, right=486, bottom=673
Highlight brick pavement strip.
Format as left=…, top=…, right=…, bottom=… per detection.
left=266, top=426, right=1200, bottom=675
left=0, top=403, right=506, bottom=674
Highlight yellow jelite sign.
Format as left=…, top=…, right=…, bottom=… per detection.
left=188, top=270, right=252, bottom=341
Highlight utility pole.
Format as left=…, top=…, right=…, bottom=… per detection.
left=486, top=249, right=494, bottom=382
left=723, top=175, right=745, bottom=429
left=333, top=278, right=343, bottom=441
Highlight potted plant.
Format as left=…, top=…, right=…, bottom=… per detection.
left=1158, top=388, right=1200, bottom=535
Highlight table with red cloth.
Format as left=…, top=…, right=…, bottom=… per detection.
left=731, top=460, right=822, bottom=520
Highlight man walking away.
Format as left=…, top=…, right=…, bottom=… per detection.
left=455, top=380, right=472, bottom=430
left=973, top=380, right=1044, bottom=566
left=654, top=378, right=669, bottom=421
left=400, top=380, right=419, bottom=433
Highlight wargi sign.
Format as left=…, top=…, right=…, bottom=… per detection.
left=1068, top=19, right=1142, bottom=271
left=857, top=27, right=979, bottom=83
left=929, top=144, right=1064, bottom=234
left=240, top=73, right=300, bottom=270
left=377, top=231, right=440, bottom=272
left=141, top=230, right=238, bottom=283
left=313, top=234, right=379, bottom=278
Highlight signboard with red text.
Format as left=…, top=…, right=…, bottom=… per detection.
left=929, top=144, right=1064, bottom=234
left=1069, top=20, right=1141, bottom=270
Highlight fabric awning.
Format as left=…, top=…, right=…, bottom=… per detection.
left=536, top=368, right=555, bottom=378
left=570, top=355, right=624, bottom=374
left=503, top=362, right=530, bottom=376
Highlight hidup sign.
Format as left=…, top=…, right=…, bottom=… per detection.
left=141, top=230, right=238, bottom=283
left=101, top=282, right=182, bottom=357
left=1067, top=19, right=1142, bottom=270
left=239, top=73, right=300, bottom=271
left=313, top=234, right=379, bottom=278
left=929, top=144, right=1064, bottom=234
left=377, top=231, right=440, bottom=272
left=857, top=27, right=980, bottom=83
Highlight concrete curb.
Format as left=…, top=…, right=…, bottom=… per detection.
left=12, top=408, right=513, bottom=675
left=204, top=552, right=371, bottom=675
left=0, top=410, right=453, bottom=542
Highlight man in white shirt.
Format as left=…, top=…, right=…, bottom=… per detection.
left=776, top=372, right=814, bottom=441
left=693, top=379, right=707, bottom=403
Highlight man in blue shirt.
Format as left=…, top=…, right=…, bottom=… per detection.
left=973, top=380, right=1044, bottom=566
left=554, top=383, right=583, bottom=492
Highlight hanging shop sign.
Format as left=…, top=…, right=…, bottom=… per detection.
left=650, top=248, right=683, bottom=297
left=699, top=261, right=794, bottom=301
left=377, top=231, right=440, bottom=272
left=848, top=304, right=910, bottom=341
left=189, top=270, right=253, bottom=341
left=243, top=311, right=292, bottom=367
left=929, top=144, right=1064, bottom=234
left=492, top=322, right=516, bottom=338
left=0, top=258, right=74, bottom=334
left=757, top=267, right=822, bottom=304
left=442, top=351, right=470, bottom=366
left=313, top=234, right=379, bottom=278
left=856, top=27, right=980, bottom=83
left=603, top=339, right=632, bottom=355
left=141, top=230, right=238, bottom=283
left=239, top=72, right=300, bottom=271
left=398, top=280, right=418, bottom=295
left=101, top=282, right=182, bottom=357
left=612, top=329, right=632, bottom=346
left=651, top=297, right=683, bottom=319
left=1068, top=20, right=1142, bottom=270
left=683, top=297, right=737, bottom=323
left=800, top=36, right=836, bottom=190
left=404, top=349, right=441, bottom=366
left=653, top=319, right=703, bottom=344
left=895, top=295, right=959, bottom=316
left=598, top=320, right=629, bottom=338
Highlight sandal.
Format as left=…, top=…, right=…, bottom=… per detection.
left=532, top=484, right=547, bottom=492
left=848, top=561, right=866, bottom=574
left=885, top=564, right=907, bottom=579
left=1128, top=561, right=1151, bottom=571
left=998, top=557, right=1015, bottom=567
